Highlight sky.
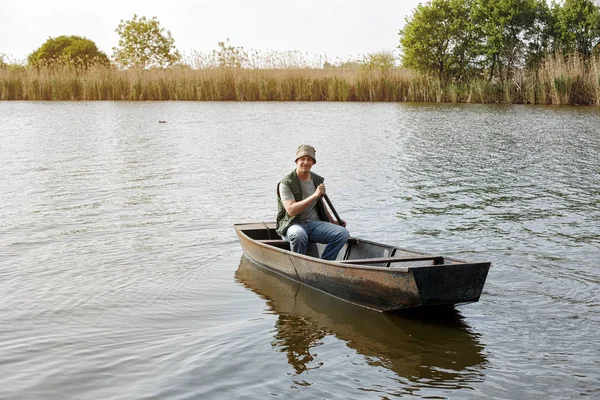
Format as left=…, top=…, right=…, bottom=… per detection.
left=0, top=0, right=423, bottom=63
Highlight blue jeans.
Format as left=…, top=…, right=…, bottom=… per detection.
left=282, top=220, right=349, bottom=261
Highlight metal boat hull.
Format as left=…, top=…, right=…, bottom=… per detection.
left=235, top=222, right=490, bottom=312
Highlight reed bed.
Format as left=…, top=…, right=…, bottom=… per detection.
left=2, top=53, right=599, bottom=104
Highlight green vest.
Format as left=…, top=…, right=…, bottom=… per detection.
left=276, top=169, right=327, bottom=237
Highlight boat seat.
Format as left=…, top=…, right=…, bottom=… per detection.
left=343, top=255, right=443, bottom=265
left=259, top=239, right=291, bottom=250
left=258, top=239, right=320, bottom=256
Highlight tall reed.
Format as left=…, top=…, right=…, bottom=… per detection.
left=1, top=53, right=599, bottom=104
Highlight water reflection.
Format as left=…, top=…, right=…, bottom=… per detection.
left=235, top=255, right=487, bottom=391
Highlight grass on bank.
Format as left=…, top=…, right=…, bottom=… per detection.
left=1, top=53, right=599, bottom=105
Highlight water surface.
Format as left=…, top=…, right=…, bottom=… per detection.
left=1, top=101, right=599, bottom=399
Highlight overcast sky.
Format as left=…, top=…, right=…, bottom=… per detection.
left=1, top=0, right=422, bottom=62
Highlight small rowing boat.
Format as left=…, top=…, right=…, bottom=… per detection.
left=234, top=222, right=490, bottom=312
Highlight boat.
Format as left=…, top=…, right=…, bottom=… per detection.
left=234, top=222, right=491, bottom=312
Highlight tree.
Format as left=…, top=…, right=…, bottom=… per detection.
left=213, top=38, right=248, bottom=68
left=27, top=35, right=109, bottom=67
left=551, top=0, right=600, bottom=56
left=112, top=15, right=180, bottom=69
left=399, top=0, right=477, bottom=82
left=471, top=0, right=540, bottom=81
left=524, top=0, right=553, bottom=69
left=360, top=51, right=396, bottom=71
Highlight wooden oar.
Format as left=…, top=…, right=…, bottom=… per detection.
left=323, top=194, right=343, bottom=225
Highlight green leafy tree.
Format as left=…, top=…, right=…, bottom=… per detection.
left=112, top=15, right=181, bottom=69
left=551, top=0, right=600, bottom=56
left=399, top=0, right=477, bottom=82
left=27, top=35, right=109, bottom=67
left=360, top=51, right=396, bottom=71
left=524, top=0, right=554, bottom=69
left=445, top=0, right=480, bottom=81
left=472, top=0, right=540, bottom=81
left=213, top=38, right=248, bottom=68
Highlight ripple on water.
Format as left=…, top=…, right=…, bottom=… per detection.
left=0, top=102, right=599, bottom=399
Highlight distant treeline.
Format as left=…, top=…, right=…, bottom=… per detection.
left=1, top=52, right=598, bottom=105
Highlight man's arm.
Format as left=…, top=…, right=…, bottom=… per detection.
left=281, top=183, right=326, bottom=217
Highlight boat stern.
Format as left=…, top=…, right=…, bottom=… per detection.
left=409, top=262, right=491, bottom=306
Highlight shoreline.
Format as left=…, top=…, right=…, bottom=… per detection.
left=2, top=64, right=599, bottom=106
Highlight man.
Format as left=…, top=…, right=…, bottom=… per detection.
left=276, top=144, right=349, bottom=261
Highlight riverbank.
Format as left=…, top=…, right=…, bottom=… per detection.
left=2, top=54, right=598, bottom=105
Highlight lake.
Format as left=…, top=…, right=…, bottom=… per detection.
left=1, top=101, right=598, bottom=399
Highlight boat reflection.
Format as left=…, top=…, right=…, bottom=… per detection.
left=235, top=255, right=487, bottom=385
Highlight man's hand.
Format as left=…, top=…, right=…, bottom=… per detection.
left=335, top=219, right=347, bottom=228
left=314, top=183, right=326, bottom=198
left=329, top=216, right=347, bottom=227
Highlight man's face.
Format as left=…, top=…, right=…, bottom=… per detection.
left=296, top=156, right=315, bottom=173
